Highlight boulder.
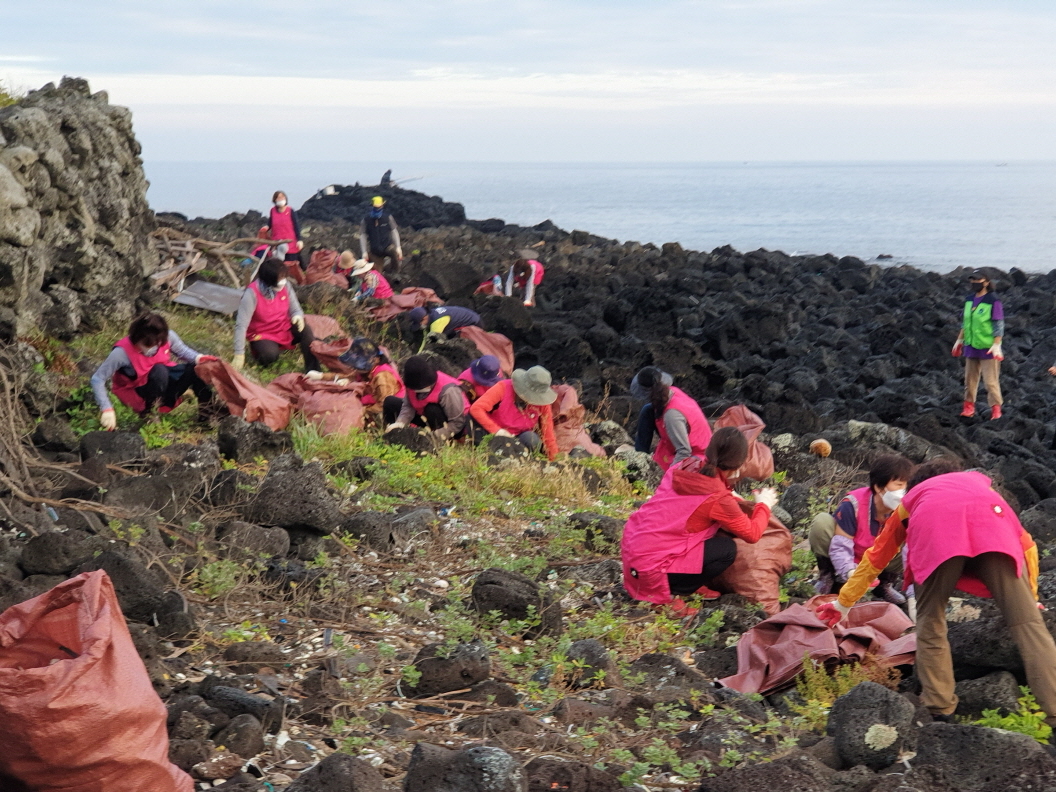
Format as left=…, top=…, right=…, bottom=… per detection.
left=470, top=567, right=563, bottom=637
left=217, top=416, right=292, bottom=463
left=695, top=751, right=834, bottom=792
left=566, top=638, right=620, bottom=688
left=404, top=641, right=491, bottom=698
left=913, top=722, right=1056, bottom=791
left=285, top=752, right=383, bottom=792
left=826, top=681, right=916, bottom=770
left=524, top=757, right=622, bottom=792
left=212, top=714, right=265, bottom=760
left=343, top=511, right=412, bottom=554
left=19, top=530, right=95, bottom=575
left=589, top=420, right=633, bottom=452
left=1020, top=499, right=1056, bottom=547
left=567, top=512, right=622, bottom=551
left=72, top=549, right=166, bottom=623
left=204, top=686, right=282, bottom=733
left=80, top=431, right=145, bottom=465
left=222, top=641, right=288, bottom=675
left=954, top=671, right=1022, bottom=718
left=31, top=414, right=77, bottom=452
left=217, top=521, right=290, bottom=560
left=403, top=743, right=527, bottom=792
left=203, top=468, right=258, bottom=508
left=628, top=653, right=713, bottom=702
left=613, top=448, right=662, bottom=489
left=242, top=455, right=344, bottom=535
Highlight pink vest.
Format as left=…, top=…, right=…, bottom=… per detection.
left=515, top=260, right=545, bottom=287
left=901, top=471, right=1025, bottom=598
left=269, top=206, right=297, bottom=244
left=490, top=380, right=547, bottom=434
left=111, top=336, right=177, bottom=413
left=845, top=487, right=877, bottom=563
left=654, top=387, right=713, bottom=471
left=408, top=372, right=469, bottom=417
left=622, top=466, right=721, bottom=604
left=246, top=281, right=294, bottom=348
left=458, top=368, right=500, bottom=400
left=359, top=362, right=405, bottom=406
left=373, top=271, right=394, bottom=299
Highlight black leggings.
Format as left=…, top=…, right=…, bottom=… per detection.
left=667, top=533, right=738, bottom=595
left=134, top=363, right=211, bottom=415
left=249, top=322, right=319, bottom=372
left=382, top=397, right=452, bottom=432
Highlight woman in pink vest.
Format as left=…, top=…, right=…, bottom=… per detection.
left=232, top=258, right=318, bottom=372
left=457, top=355, right=505, bottom=402
left=631, top=366, right=713, bottom=471
left=89, top=312, right=219, bottom=430
left=387, top=356, right=470, bottom=441
left=267, top=190, right=304, bottom=273
left=808, top=454, right=914, bottom=604
left=338, top=338, right=406, bottom=425
left=622, top=427, right=779, bottom=616
left=469, top=366, right=559, bottom=460
left=827, top=459, right=1056, bottom=725
left=504, top=251, right=545, bottom=307
left=347, top=258, right=394, bottom=302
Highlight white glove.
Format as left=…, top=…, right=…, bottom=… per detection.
left=232, top=353, right=245, bottom=371
left=495, top=429, right=514, bottom=438
left=296, top=241, right=304, bottom=252
left=100, top=409, right=117, bottom=431
left=988, top=342, right=1004, bottom=361
left=305, top=370, right=323, bottom=382
left=292, top=315, right=305, bottom=332
left=396, top=248, right=404, bottom=261
left=334, top=378, right=349, bottom=386
left=753, top=487, right=779, bottom=509
left=386, top=422, right=406, bottom=432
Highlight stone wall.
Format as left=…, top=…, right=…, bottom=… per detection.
left=0, top=77, right=155, bottom=340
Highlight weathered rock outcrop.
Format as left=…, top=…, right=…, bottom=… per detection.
left=0, top=77, right=155, bottom=339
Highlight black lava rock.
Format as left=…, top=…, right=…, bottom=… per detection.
left=826, top=681, right=916, bottom=770
left=470, top=567, right=563, bottom=638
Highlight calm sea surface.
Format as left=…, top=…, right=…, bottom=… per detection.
left=144, top=161, right=1056, bottom=273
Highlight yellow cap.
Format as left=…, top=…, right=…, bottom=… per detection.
left=372, top=196, right=384, bottom=207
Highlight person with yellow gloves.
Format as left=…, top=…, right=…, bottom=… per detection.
left=232, top=257, right=318, bottom=372
left=820, top=458, right=1056, bottom=725
left=952, top=269, right=1004, bottom=420
left=407, top=305, right=481, bottom=340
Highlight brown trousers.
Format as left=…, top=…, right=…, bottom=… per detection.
left=916, top=552, right=1056, bottom=719
left=963, top=357, right=1002, bottom=406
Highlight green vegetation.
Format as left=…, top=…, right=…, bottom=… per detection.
left=0, top=81, right=19, bottom=108
left=974, top=687, right=1053, bottom=743
left=794, top=655, right=902, bottom=731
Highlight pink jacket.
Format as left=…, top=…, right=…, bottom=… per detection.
left=654, top=387, right=713, bottom=471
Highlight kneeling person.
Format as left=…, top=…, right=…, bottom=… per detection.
left=388, top=356, right=469, bottom=441
left=469, top=365, right=559, bottom=460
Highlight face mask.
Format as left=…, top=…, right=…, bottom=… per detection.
left=143, top=345, right=159, bottom=357
left=277, top=279, right=288, bottom=290
left=275, top=200, right=287, bottom=208
left=881, top=488, right=905, bottom=510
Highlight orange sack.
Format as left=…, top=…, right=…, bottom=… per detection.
left=713, top=404, right=774, bottom=481
left=0, top=571, right=192, bottom=792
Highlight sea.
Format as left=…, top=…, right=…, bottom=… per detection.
left=143, top=161, right=1056, bottom=274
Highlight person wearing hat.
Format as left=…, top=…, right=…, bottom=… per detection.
left=407, top=305, right=482, bottom=338
left=335, top=338, right=405, bottom=424
left=458, top=355, right=505, bottom=402
left=952, top=269, right=1004, bottom=420
left=469, top=366, right=560, bottom=460
left=359, top=196, right=402, bottom=272
left=232, top=257, right=319, bottom=372
left=387, top=355, right=470, bottom=440
left=504, top=251, right=545, bottom=307
left=631, top=366, right=712, bottom=471
left=344, top=255, right=394, bottom=302
left=267, top=190, right=305, bottom=272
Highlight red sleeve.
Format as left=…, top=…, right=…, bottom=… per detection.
left=687, top=493, right=769, bottom=543
left=469, top=381, right=506, bottom=434
left=539, top=405, right=558, bottom=461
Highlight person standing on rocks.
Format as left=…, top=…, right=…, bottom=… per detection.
left=621, top=427, right=779, bottom=616
left=807, top=454, right=914, bottom=604
left=336, top=338, right=405, bottom=425
left=630, top=366, right=713, bottom=471
left=469, top=366, right=559, bottom=460
left=359, top=196, right=403, bottom=272
left=952, top=269, right=1004, bottom=420
left=267, top=190, right=305, bottom=274
left=387, top=355, right=470, bottom=441
left=407, top=305, right=481, bottom=339
left=232, top=257, right=319, bottom=373
left=504, top=250, right=545, bottom=307
left=823, top=459, right=1056, bottom=725
left=90, top=312, right=219, bottom=429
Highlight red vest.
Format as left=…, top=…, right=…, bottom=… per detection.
left=845, top=486, right=877, bottom=563
left=408, top=372, right=469, bottom=417
left=246, top=281, right=294, bottom=348
left=622, top=465, right=722, bottom=604
left=489, top=380, right=547, bottom=434
left=373, top=271, right=394, bottom=299
left=457, top=368, right=502, bottom=400
left=269, top=206, right=297, bottom=244
left=359, top=362, right=405, bottom=406
left=515, top=260, right=545, bottom=287
left=654, top=387, right=713, bottom=471
left=110, top=336, right=177, bottom=413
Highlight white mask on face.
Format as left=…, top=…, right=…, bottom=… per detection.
left=143, top=345, right=159, bottom=357
left=882, top=488, right=906, bottom=510
left=277, top=279, right=288, bottom=290
left=275, top=199, right=287, bottom=208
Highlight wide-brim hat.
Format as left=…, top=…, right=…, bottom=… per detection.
left=338, top=337, right=379, bottom=371
left=339, top=250, right=355, bottom=269
left=518, top=248, right=539, bottom=261
left=630, top=368, right=673, bottom=400
left=470, top=355, right=502, bottom=387
left=351, top=259, right=374, bottom=276
left=511, top=366, right=557, bottom=406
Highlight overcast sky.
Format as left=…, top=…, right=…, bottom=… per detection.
left=3, top=1, right=1055, bottom=162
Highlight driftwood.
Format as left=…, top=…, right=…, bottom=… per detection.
left=149, top=229, right=295, bottom=292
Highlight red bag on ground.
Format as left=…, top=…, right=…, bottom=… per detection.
left=370, top=287, right=444, bottom=322
left=195, top=359, right=292, bottom=430
left=304, top=249, right=349, bottom=288
left=456, top=326, right=515, bottom=376
left=552, top=384, right=605, bottom=457
left=267, top=373, right=369, bottom=435
left=0, top=571, right=193, bottom=792
left=305, top=314, right=354, bottom=373
left=710, top=513, right=793, bottom=616
left=713, top=404, right=774, bottom=481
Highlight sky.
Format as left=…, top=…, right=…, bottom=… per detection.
left=3, top=1, right=1056, bottom=162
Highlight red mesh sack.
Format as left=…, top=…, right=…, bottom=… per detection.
left=714, top=404, right=774, bottom=481
left=711, top=513, right=793, bottom=616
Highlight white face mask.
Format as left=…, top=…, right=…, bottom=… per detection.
left=275, top=199, right=287, bottom=208
left=276, top=279, right=288, bottom=290
left=881, top=488, right=906, bottom=510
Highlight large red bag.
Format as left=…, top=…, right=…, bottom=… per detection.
left=0, top=571, right=192, bottom=792
left=710, top=512, right=793, bottom=616
left=195, top=359, right=292, bottom=430
left=713, top=404, right=774, bottom=481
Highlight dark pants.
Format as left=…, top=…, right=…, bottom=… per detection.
left=249, top=322, right=319, bottom=372
left=667, top=533, right=737, bottom=595
left=284, top=251, right=306, bottom=271
left=134, top=363, right=211, bottom=415
left=635, top=404, right=656, bottom=453
left=382, top=395, right=405, bottom=426
left=368, top=245, right=400, bottom=273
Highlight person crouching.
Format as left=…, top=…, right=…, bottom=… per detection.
left=387, top=355, right=470, bottom=441
left=469, top=365, right=559, bottom=460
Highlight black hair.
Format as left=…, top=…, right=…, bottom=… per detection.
left=701, top=427, right=749, bottom=478
left=868, top=454, right=915, bottom=493
left=636, top=366, right=671, bottom=417
left=128, top=312, right=168, bottom=346
left=258, top=257, right=285, bottom=287
left=907, top=457, right=963, bottom=490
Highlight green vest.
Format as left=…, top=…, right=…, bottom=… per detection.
left=962, top=297, right=995, bottom=349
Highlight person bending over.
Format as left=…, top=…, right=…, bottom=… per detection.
left=387, top=355, right=470, bottom=441
left=631, top=366, right=712, bottom=471
left=469, top=366, right=559, bottom=460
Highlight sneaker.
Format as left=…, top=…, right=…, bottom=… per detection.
left=931, top=712, right=955, bottom=724
left=655, top=598, right=700, bottom=618
left=990, top=404, right=1002, bottom=420
left=875, top=581, right=907, bottom=606
left=694, top=585, right=722, bottom=601
left=960, top=401, right=975, bottom=417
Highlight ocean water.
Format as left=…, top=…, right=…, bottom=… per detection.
left=144, top=161, right=1056, bottom=273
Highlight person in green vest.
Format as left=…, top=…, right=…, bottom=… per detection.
left=951, top=269, right=1004, bottom=420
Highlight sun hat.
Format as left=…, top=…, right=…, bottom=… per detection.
left=339, top=250, right=355, bottom=269
left=469, top=355, right=502, bottom=388
left=518, top=248, right=539, bottom=261
left=630, top=367, right=673, bottom=400
left=403, top=355, right=438, bottom=391
left=511, top=366, right=557, bottom=406
left=408, top=307, right=428, bottom=324
left=351, top=259, right=374, bottom=276
left=338, top=338, right=379, bottom=371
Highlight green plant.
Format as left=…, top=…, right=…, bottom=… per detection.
left=975, top=687, right=1053, bottom=743
left=194, top=559, right=242, bottom=599
left=0, top=81, right=19, bottom=108
left=793, top=655, right=901, bottom=731
left=687, top=609, right=726, bottom=647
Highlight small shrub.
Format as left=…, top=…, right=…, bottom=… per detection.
left=194, top=559, right=242, bottom=599
left=793, top=655, right=901, bottom=731
left=974, top=687, right=1052, bottom=743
